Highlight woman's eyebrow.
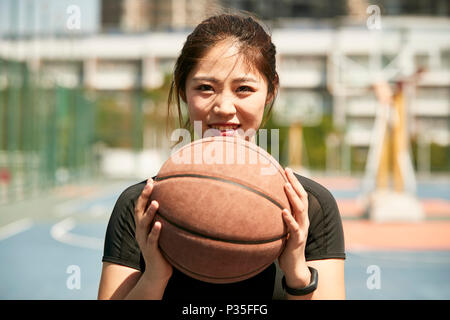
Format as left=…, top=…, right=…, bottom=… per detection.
left=192, top=76, right=258, bottom=83
left=192, top=76, right=218, bottom=83
left=232, top=77, right=258, bottom=83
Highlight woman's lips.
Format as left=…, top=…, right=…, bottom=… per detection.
left=207, top=125, right=241, bottom=137
left=220, top=129, right=236, bottom=136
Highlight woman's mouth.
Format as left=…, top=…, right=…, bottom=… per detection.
left=208, top=124, right=241, bottom=136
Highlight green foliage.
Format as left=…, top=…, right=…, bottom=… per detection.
left=263, top=112, right=338, bottom=170
left=302, top=114, right=335, bottom=170
left=411, top=138, right=450, bottom=172
left=430, top=143, right=450, bottom=172
left=93, top=74, right=173, bottom=149
left=94, top=93, right=133, bottom=148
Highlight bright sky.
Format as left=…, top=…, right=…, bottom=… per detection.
left=0, top=0, right=100, bottom=35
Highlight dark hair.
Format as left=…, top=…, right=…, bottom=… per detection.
left=167, top=14, right=279, bottom=140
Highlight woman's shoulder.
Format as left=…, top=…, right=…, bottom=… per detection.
left=117, top=180, right=146, bottom=202
left=292, top=173, right=338, bottom=209
left=115, top=176, right=157, bottom=205
left=292, top=172, right=341, bottom=220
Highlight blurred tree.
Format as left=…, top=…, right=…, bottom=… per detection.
left=95, top=92, right=133, bottom=148
left=302, top=114, right=335, bottom=171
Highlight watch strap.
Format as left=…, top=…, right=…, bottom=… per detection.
left=282, top=266, right=318, bottom=296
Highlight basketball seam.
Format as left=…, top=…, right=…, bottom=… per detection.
left=160, top=247, right=275, bottom=281
left=173, top=137, right=287, bottom=182
left=157, top=210, right=287, bottom=245
left=155, top=173, right=286, bottom=211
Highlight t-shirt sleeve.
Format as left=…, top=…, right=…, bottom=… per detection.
left=101, top=181, right=147, bottom=271
left=294, top=174, right=346, bottom=261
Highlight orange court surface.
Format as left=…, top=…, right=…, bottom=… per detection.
left=314, top=175, right=450, bottom=252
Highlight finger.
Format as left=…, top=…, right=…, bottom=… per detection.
left=284, top=182, right=305, bottom=213
left=135, top=178, right=154, bottom=219
left=285, top=168, right=308, bottom=200
left=138, top=200, right=159, bottom=235
left=144, top=200, right=159, bottom=222
left=284, top=182, right=310, bottom=230
left=282, top=209, right=302, bottom=244
left=147, top=220, right=162, bottom=249
left=282, top=209, right=299, bottom=232
left=283, top=208, right=309, bottom=246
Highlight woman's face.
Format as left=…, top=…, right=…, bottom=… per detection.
left=184, top=40, right=270, bottom=142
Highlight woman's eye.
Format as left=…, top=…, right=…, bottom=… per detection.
left=237, top=86, right=254, bottom=92
left=197, top=84, right=213, bottom=91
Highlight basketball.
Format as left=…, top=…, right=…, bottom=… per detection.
left=149, top=136, right=290, bottom=283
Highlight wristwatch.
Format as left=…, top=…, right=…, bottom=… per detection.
left=282, top=267, right=318, bottom=296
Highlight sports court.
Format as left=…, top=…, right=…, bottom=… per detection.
left=1, top=175, right=449, bottom=300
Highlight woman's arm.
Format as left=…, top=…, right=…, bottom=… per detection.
left=97, top=262, right=170, bottom=300
left=279, top=169, right=346, bottom=300
left=98, top=178, right=172, bottom=300
left=97, top=262, right=140, bottom=299
left=285, top=259, right=345, bottom=300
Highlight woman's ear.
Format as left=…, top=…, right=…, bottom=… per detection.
left=265, top=86, right=278, bottom=105
left=265, top=75, right=279, bottom=105
left=265, top=91, right=275, bottom=105
left=180, top=89, right=187, bottom=103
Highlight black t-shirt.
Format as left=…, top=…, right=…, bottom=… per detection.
left=102, top=172, right=346, bottom=300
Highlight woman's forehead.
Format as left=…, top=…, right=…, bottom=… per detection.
left=190, top=41, right=264, bottom=83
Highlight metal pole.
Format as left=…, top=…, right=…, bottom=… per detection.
left=0, top=59, right=3, bottom=151
left=7, top=61, right=21, bottom=201
left=22, top=61, right=32, bottom=198
left=417, top=134, right=430, bottom=176
left=288, top=123, right=303, bottom=170
left=45, top=87, right=57, bottom=189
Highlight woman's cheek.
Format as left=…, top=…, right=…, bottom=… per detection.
left=244, top=101, right=265, bottom=126
left=190, top=95, right=213, bottom=114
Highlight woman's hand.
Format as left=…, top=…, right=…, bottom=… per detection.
left=278, top=168, right=311, bottom=288
left=134, top=178, right=173, bottom=283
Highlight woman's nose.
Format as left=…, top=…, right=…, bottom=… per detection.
left=212, top=94, right=236, bottom=116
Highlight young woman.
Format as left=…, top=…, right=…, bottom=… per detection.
left=98, top=14, right=346, bottom=300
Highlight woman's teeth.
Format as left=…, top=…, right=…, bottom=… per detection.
left=210, top=125, right=239, bottom=131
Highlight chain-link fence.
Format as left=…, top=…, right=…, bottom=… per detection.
left=0, top=58, right=97, bottom=203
